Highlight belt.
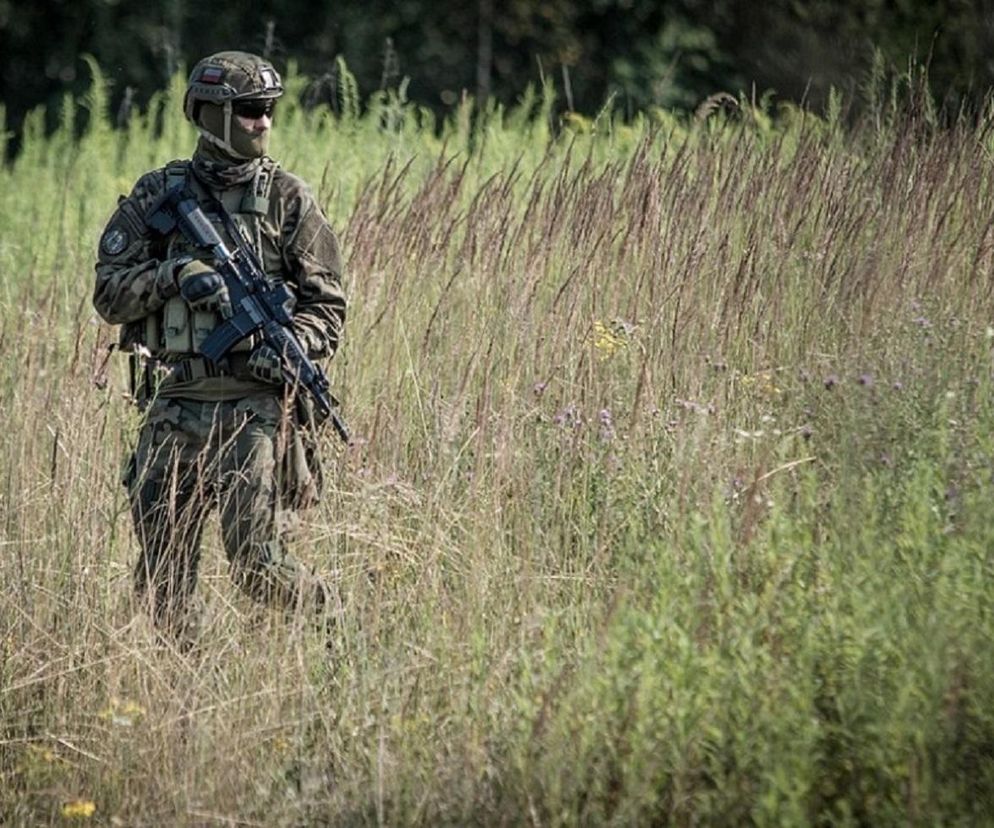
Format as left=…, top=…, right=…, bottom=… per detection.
left=162, top=353, right=254, bottom=382
left=131, top=352, right=262, bottom=409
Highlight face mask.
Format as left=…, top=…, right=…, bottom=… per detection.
left=230, top=105, right=271, bottom=158
left=198, top=102, right=271, bottom=159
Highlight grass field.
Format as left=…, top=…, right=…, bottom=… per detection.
left=3, top=63, right=994, bottom=824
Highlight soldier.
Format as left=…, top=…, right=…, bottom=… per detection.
left=94, top=51, right=346, bottom=647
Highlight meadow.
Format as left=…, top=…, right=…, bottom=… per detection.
left=3, top=62, right=994, bottom=824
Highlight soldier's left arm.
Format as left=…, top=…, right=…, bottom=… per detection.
left=280, top=183, right=347, bottom=360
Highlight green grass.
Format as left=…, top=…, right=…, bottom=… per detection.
left=3, top=63, right=994, bottom=824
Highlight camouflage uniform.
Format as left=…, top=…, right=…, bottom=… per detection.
left=93, top=52, right=346, bottom=643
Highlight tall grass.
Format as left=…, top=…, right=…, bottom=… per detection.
left=2, top=62, right=994, bottom=824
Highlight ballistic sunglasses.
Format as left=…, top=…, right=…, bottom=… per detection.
left=232, top=99, right=277, bottom=119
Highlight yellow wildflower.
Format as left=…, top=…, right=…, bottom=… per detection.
left=756, top=370, right=781, bottom=396
left=61, top=799, right=96, bottom=819
left=27, top=744, right=58, bottom=763
left=98, top=696, right=146, bottom=726
left=592, top=320, right=629, bottom=361
left=740, top=369, right=781, bottom=396
left=120, top=700, right=146, bottom=717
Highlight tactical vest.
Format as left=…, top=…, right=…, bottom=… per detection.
left=144, top=158, right=278, bottom=357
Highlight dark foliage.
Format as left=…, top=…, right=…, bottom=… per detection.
left=1, top=0, right=993, bottom=147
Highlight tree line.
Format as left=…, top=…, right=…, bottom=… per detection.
left=2, top=0, right=993, bottom=144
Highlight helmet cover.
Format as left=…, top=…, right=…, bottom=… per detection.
left=184, top=51, right=283, bottom=122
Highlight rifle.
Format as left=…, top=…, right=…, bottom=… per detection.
left=147, top=185, right=350, bottom=444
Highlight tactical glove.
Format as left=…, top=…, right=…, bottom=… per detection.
left=247, top=343, right=285, bottom=385
left=176, top=260, right=233, bottom=318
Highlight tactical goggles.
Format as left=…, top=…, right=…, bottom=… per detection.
left=232, top=99, right=277, bottom=119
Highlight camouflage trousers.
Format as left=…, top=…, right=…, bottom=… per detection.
left=125, top=394, right=327, bottom=641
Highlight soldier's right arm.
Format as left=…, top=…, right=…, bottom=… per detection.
left=93, top=171, right=185, bottom=325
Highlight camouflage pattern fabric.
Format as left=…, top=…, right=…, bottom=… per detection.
left=94, top=143, right=347, bottom=376
left=183, top=51, right=284, bottom=121
left=94, top=128, right=346, bottom=645
left=125, top=394, right=328, bottom=640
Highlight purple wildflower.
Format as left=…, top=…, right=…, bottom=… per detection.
left=554, top=404, right=582, bottom=429
left=598, top=408, right=615, bottom=441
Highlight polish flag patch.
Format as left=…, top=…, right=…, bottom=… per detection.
left=199, top=66, right=224, bottom=84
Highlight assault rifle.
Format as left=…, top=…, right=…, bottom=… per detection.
left=147, top=185, right=349, bottom=444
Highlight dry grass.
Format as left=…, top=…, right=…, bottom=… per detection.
left=3, top=66, right=994, bottom=824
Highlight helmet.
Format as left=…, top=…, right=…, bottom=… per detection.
left=183, top=51, right=283, bottom=123
left=184, top=51, right=283, bottom=160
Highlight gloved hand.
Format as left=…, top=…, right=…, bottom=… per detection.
left=176, top=259, right=233, bottom=318
left=247, top=343, right=285, bottom=385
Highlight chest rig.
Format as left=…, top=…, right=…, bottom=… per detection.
left=146, top=158, right=278, bottom=357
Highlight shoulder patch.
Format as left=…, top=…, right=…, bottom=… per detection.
left=100, top=225, right=129, bottom=256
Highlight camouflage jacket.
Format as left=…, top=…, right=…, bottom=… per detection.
left=93, top=156, right=346, bottom=400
